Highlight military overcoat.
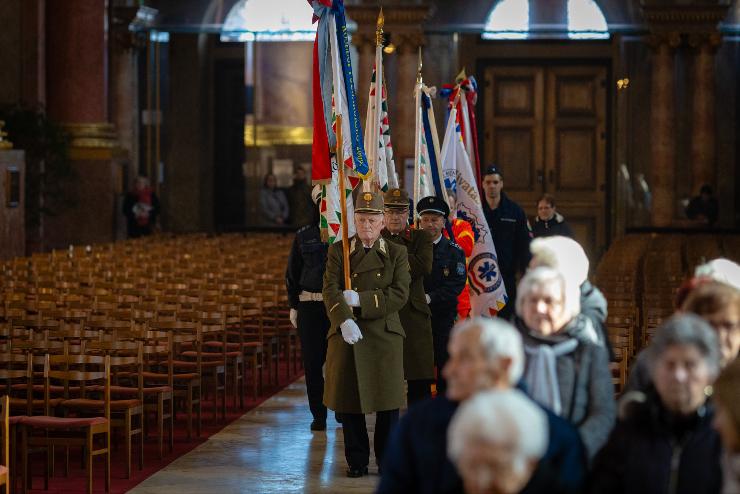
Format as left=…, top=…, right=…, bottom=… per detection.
left=322, top=236, right=410, bottom=414
left=382, top=227, right=435, bottom=380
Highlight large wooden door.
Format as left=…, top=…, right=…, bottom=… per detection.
left=484, top=65, right=608, bottom=259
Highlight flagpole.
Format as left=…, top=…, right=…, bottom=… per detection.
left=413, top=55, right=423, bottom=229
left=336, top=114, right=352, bottom=290
left=424, top=85, right=448, bottom=207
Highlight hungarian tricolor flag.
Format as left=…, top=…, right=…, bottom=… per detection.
left=363, top=26, right=398, bottom=192
left=440, top=70, right=482, bottom=193
left=311, top=0, right=367, bottom=242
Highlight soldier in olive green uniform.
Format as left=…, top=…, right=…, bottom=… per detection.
left=381, top=188, right=435, bottom=404
left=322, top=191, right=411, bottom=478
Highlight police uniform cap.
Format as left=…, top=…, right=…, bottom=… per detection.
left=355, top=191, right=384, bottom=214
left=484, top=165, right=504, bottom=178
left=416, top=195, right=450, bottom=218
left=383, top=188, right=410, bottom=209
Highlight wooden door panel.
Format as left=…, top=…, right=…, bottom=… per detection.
left=556, top=127, right=597, bottom=191
left=492, top=127, right=536, bottom=190
left=484, top=67, right=544, bottom=205
left=546, top=66, right=606, bottom=204
left=555, top=76, right=597, bottom=116
left=482, top=64, right=608, bottom=258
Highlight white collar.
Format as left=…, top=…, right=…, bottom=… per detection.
left=433, top=234, right=443, bottom=245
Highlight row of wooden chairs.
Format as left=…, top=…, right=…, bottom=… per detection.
left=0, top=233, right=301, bottom=492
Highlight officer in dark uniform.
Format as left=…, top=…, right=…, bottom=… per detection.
left=285, top=186, right=332, bottom=431
left=481, top=165, right=532, bottom=321
left=417, top=196, right=467, bottom=394
left=381, top=188, right=435, bottom=405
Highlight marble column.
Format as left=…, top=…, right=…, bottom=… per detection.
left=648, top=33, right=680, bottom=227
left=354, top=34, right=375, bottom=123
left=395, top=33, right=424, bottom=185
left=688, top=33, right=720, bottom=195
left=43, top=0, right=123, bottom=249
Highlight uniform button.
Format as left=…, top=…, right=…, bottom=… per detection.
left=352, top=273, right=358, bottom=278
left=376, top=273, right=381, bottom=277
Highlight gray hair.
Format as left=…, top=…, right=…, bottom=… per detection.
left=647, top=313, right=721, bottom=379
left=516, top=266, right=581, bottom=320
left=452, top=317, right=524, bottom=385
left=448, top=390, right=548, bottom=478
left=530, top=236, right=590, bottom=286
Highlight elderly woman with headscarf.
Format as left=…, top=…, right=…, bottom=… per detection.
left=529, top=236, right=610, bottom=356
left=714, top=358, right=740, bottom=494
left=590, top=314, right=723, bottom=494
left=514, top=266, right=615, bottom=461
left=448, top=389, right=549, bottom=494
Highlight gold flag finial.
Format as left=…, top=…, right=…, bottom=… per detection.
left=416, top=47, right=423, bottom=84
left=376, top=8, right=385, bottom=46
left=455, top=67, right=467, bottom=83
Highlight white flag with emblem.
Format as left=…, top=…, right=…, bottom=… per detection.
left=441, top=107, right=508, bottom=316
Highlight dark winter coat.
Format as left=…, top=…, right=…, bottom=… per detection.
left=532, top=212, right=574, bottom=238
left=589, top=389, right=723, bottom=494
left=377, top=395, right=587, bottom=494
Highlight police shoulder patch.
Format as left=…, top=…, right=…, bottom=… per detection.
left=456, top=262, right=466, bottom=276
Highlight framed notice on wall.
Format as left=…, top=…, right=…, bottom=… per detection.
left=5, top=166, right=19, bottom=207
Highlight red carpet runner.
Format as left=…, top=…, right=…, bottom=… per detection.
left=23, top=363, right=302, bottom=493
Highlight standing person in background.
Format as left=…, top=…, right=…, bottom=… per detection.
left=382, top=188, right=436, bottom=405
left=285, top=186, right=333, bottom=431
left=532, top=194, right=574, bottom=239
left=444, top=189, right=474, bottom=320
left=288, top=166, right=315, bottom=227
left=686, top=184, right=719, bottom=227
left=123, top=175, right=160, bottom=238
left=259, top=172, right=289, bottom=226
left=481, top=165, right=532, bottom=321
left=417, top=196, right=467, bottom=394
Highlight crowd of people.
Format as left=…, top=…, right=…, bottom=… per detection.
left=284, top=164, right=740, bottom=493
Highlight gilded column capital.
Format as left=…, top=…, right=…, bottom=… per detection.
left=0, top=121, right=13, bottom=150
left=687, top=32, right=722, bottom=52
left=352, top=33, right=376, bottom=52
left=395, top=33, right=426, bottom=55
left=61, top=123, right=126, bottom=160
left=646, top=32, right=681, bottom=50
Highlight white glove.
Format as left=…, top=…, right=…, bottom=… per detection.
left=340, top=319, right=363, bottom=345
left=289, top=308, right=298, bottom=329
left=343, top=289, right=360, bottom=307
left=425, top=294, right=431, bottom=304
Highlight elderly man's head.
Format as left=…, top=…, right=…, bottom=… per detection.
left=517, top=267, right=581, bottom=336
left=443, top=318, right=524, bottom=402
left=448, top=390, right=548, bottom=494
left=529, top=236, right=590, bottom=288
left=648, top=314, right=720, bottom=416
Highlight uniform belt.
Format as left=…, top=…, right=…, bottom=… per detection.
left=299, top=291, right=323, bottom=302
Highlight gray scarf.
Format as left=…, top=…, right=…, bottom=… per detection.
left=523, top=338, right=579, bottom=415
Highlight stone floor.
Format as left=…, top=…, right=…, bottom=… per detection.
left=129, top=377, right=379, bottom=494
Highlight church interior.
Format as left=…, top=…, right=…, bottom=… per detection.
left=0, top=0, right=739, bottom=493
